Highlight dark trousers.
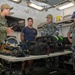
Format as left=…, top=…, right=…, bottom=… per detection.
left=72, top=46, right=75, bottom=70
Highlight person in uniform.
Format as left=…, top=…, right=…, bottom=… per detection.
left=0, top=4, right=14, bottom=43
left=41, top=14, right=59, bottom=36
left=0, top=4, right=14, bottom=75
left=41, top=14, right=59, bottom=68
left=67, top=11, right=75, bottom=73
left=20, top=17, right=37, bottom=75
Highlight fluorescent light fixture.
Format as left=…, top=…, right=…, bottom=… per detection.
left=28, top=3, right=44, bottom=11
left=58, top=2, right=75, bottom=10
left=9, top=0, right=22, bottom=3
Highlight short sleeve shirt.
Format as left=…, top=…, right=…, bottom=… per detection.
left=21, top=26, right=37, bottom=41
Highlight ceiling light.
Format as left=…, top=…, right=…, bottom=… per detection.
left=57, top=2, right=75, bottom=10
left=9, top=0, right=22, bottom=3
left=28, top=2, right=44, bottom=11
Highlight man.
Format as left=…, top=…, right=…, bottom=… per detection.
left=20, top=17, right=37, bottom=75
left=0, top=4, right=14, bottom=43
left=67, top=11, right=75, bottom=73
left=41, top=14, right=59, bottom=36
left=21, top=18, right=37, bottom=41
left=41, top=14, right=59, bottom=68
left=0, top=3, right=14, bottom=75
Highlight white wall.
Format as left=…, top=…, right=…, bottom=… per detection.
left=0, top=0, right=75, bottom=41
left=0, top=0, right=43, bottom=41
left=58, top=6, right=75, bottom=37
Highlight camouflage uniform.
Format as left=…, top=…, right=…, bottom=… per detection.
left=0, top=4, right=13, bottom=43
left=41, top=23, right=59, bottom=68
left=41, top=23, right=59, bottom=36
left=69, top=23, right=75, bottom=70
left=0, top=13, right=7, bottom=43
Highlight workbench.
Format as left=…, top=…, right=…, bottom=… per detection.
left=0, top=50, right=72, bottom=75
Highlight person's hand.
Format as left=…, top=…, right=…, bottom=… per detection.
left=6, top=27, right=14, bottom=36
left=69, top=38, right=72, bottom=43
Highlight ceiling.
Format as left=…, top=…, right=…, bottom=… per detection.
left=9, top=0, right=72, bottom=6
left=8, top=0, right=73, bottom=11
left=9, top=0, right=73, bottom=6
left=36, top=0, right=70, bottom=6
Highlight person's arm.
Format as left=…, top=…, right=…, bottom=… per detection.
left=6, top=27, right=14, bottom=36
left=20, top=33, right=24, bottom=41
left=0, top=18, right=14, bottom=36
left=34, top=29, right=37, bottom=40
left=20, top=28, right=25, bottom=41
left=41, top=24, right=46, bottom=36
left=67, top=25, right=73, bottom=43
left=0, top=26, right=14, bottom=35
left=67, top=31, right=72, bottom=43
left=35, top=35, right=37, bottom=40
left=55, top=26, right=59, bottom=36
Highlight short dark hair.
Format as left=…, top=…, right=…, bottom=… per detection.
left=27, top=17, right=33, bottom=21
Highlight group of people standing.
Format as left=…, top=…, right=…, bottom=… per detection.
left=0, top=4, right=75, bottom=75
